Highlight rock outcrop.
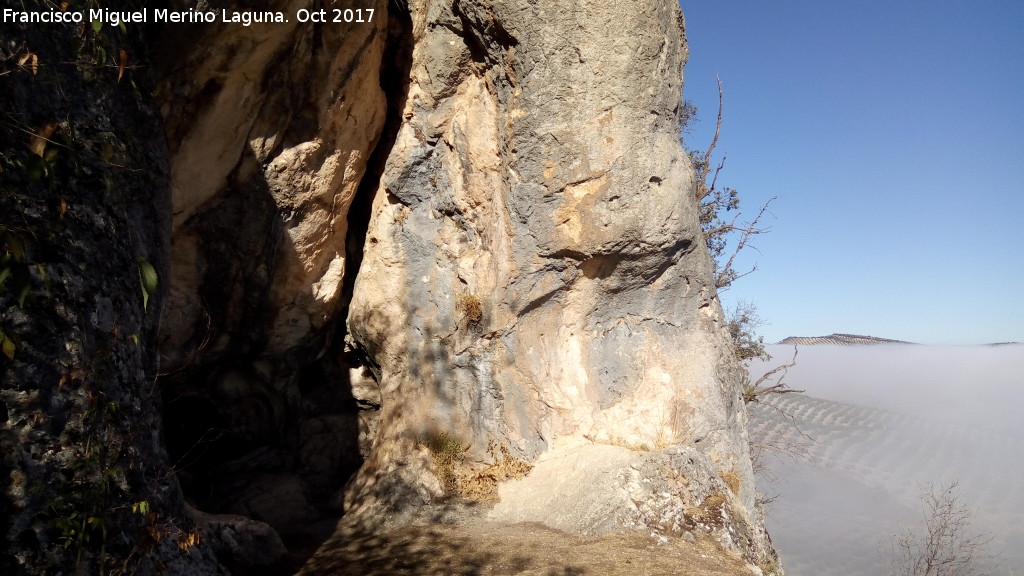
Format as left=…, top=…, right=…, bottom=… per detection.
left=0, top=2, right=223, bottom=572
left=2, top=0, right=781, bottom=573
left=340, top=0, right=777, bottom=568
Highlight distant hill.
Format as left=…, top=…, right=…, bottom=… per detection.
left=776, top=333, right=915, bottom=346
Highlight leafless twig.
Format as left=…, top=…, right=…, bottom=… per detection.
left=716, top=196, right=776, bottom=290
left=744, top=345, right=802, bottom=404
left=889, top=481, right=995, bottom=576
left=696, top=76, right=723, bottom=202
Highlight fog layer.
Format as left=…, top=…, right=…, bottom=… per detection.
left=747, top=344, right=1024, bottom=575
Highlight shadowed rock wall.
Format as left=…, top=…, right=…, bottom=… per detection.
left=0, top=1, right=223, bottom=572
left=149, top=0, right=398, bottom=547
left=154, top=0, right=390, bottom=363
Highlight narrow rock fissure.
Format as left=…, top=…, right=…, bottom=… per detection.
left=324, top=0, right=416, bottom=509
left=155, top=7, right=414, bottom=574
left=260, top=8, right=415, bottom=573
left=339, top=6, right=414, bottom=317
left=251, top=11, right=416, bottom=573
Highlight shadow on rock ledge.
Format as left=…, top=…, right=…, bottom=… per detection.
left=296, top=517, right=763, bottom=576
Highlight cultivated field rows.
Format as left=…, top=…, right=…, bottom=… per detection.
left=749, top=392, right=1024, bottom=575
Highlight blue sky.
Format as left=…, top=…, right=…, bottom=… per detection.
left=678, top=0, right=1024, bottom=345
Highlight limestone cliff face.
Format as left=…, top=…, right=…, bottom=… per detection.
left=352, top=0, right=726, bottom=465
left=341, top=0, right=776, bottom=566
left=3, top=0, right=779, bottom=572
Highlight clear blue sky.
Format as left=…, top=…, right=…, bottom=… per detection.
left=678, top=0, right=1024, bottom=345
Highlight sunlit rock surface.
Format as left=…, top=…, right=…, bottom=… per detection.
left=341, top=0, right=778, bottom=568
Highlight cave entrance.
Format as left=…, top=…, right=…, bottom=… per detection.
left=156, top=3, right=414, bottom=574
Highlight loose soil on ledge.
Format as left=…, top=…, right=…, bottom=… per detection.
left=293, top=519, right=757, bottom=576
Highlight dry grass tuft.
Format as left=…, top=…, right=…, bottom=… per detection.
left=424, top=432, right=468, bottom=494
left=457, top=443, right=534, bottom=503
left=423, top=434, right=533, bottom=501
left=718, top=469, right=741, bottom=496
left=686, top=493, right=728, bottom=527
left=457, top=293, right=483, bottom=325
left=703, top=493, right=727, bottom=511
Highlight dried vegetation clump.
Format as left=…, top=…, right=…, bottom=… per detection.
left=686, top=493, right=728, bottom=528
left=423, top=434, right=533, bottom=503
left=718, top=469, right=741, bottom=496
left=424, top=431, right=467, bottom=494
left=456, top=293, right=483, bottom=325
left=458, top=444, right=534, bottom=503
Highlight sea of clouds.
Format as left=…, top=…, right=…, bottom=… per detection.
left=747, top=344, right=1024, bottom=576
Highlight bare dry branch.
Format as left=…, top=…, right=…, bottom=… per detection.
left=696, top=76, right=723, bottom=201
left=744, top=345, right=803, bottom=404
left=889, top=481, right=995, bottom=576
left=716, top=196, right=776, bottom=290
left=706, top=153, right=726, bottom=201
left=745, top=346, right=815, bottom=509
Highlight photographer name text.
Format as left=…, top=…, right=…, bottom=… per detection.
left=3, top=7, right=375, bottom=27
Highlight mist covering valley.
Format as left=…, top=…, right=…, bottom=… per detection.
left=747, top=343, right=1024, bottom=575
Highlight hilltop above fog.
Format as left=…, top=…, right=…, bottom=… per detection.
left=777, top=333, right=914, bottom=345
left=777, top=333, right=1022, bottom=346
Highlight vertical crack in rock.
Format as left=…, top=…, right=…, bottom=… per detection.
left=148, top=2, right=412, bottom=570
left=341, top=6, right=415, bottom=332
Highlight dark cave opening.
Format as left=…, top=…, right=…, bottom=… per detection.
left=156, top=4, right=415, bottom=573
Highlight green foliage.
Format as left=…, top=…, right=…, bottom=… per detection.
left=131, top=500, right=150, bottom=516
left=0, top=329, right=14, bottom=360
left=136, top=257, right=158, bottom=311
left=726, top=301, right=770, bottom=363
left=697, top=181, right=740, bottom=267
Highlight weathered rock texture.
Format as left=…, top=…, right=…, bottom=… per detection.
left=0, top=2, right=222, bottom=573
left=341, top=0, right=779, bottom=569
left=3, top=0, right=781, bottom=572
left=149, top=0, right=397, bottom=540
